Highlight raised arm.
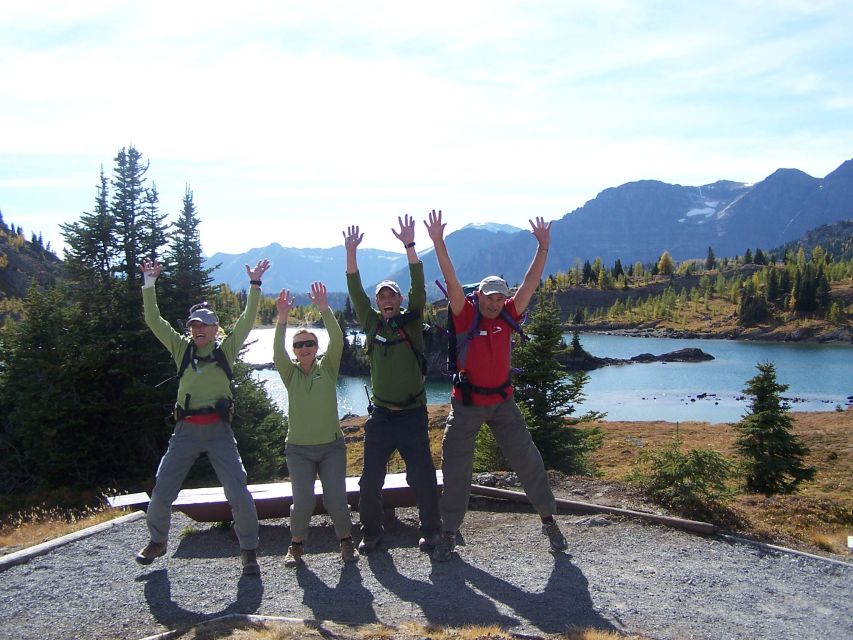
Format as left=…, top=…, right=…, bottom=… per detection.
left=392, top=214, right=419, bottom=265
left=343, top=225, right=363, bottom=275
left=311, top=281, right=343, bottom=371
left=273, top=289, right=295, bottom=372
left=424, top=209, right=465, bottom=316
left=513, top=217, right=551, bottom=313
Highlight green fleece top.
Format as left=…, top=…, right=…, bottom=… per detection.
left=273, top=308, right=344, bottom=445
left=143, top=285, right=261, bottom=411
left=346, top=261, right=426, bottom=409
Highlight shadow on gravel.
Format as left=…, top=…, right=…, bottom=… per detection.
left=296, top=562, right=378, bottom=625
left=362, top=549, right=620, bottom=635
left=455, top=555, right=618, bottom=635
left=137, top=569, right=263, bottom=630
left=367, top=551, right=520, bottom=628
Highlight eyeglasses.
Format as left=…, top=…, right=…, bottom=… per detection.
left=293, top=340, right=317, bottom=349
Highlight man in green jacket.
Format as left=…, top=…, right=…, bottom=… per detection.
left=136, top=257, right=269, bottom=576
left=344, top=215, right=441, bottom=553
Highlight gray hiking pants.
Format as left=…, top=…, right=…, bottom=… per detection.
left=440, top=397, right=557, bottom=533
left=285, top=439, right=353, bottom=541
left=146, top=419, right=259, bottom=550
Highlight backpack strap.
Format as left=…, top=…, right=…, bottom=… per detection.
left=451, top=293, right=528, bottom=373
left=177, top=341, right=233, bottom=381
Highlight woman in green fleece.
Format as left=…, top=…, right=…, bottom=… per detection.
left=274, top=282, right=358, bottom=566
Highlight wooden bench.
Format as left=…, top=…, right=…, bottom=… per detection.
left=107, top=471, right=443, bottom=523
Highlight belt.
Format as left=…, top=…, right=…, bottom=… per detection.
left=182, top=413, right=221, bottom=425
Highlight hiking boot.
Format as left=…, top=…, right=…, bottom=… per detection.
left=240, top=549, right=260, bottom=575
left=418, top=532, right=440, bottom=552
left=542, top=519, right=568, bottom=552
left=357, top=534, right=382, bottom=554
left=340, top=538, right=360, bottom=563
left=135, top=541, right=167, bottom=565
left=432, top=531, right=456, bottom=562
left=283, top=543, right=304, bottom=568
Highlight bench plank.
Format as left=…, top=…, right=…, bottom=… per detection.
left=107, top=471, right=443, bottom=523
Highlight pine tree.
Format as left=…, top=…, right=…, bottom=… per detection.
left=705, top=246, right=716, bottom=270
left=511, top=292, right=603, bottom=474
left=735, top=362, right=816, bottom=494
left=162, top=184, right=215, bottom=327
left=139, top=185, right=170, bottom=264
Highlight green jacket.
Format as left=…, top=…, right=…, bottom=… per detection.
left=143, top=285, right=260, bottom=411
left=347, top=261, right=426, bottom=409
left=273, top=308, right=344, bottom=445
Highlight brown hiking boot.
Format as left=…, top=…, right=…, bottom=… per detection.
left=340, top=538, right=360, bottom=563
left=135, top=541, right=167, bottom=565
left=542, top=519, right=568, bottom=552
left=284, top=543, right=304, bottom=568
left=240, top=549, right=260, bottom=576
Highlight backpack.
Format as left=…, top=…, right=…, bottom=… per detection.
left=434, top=280, right=528, bottom=373
left=446, top=291, right=528, bottom=376
left=364, top=308, right=429, bottom=376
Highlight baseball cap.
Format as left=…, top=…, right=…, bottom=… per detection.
left=186, top=308, right=220, bottom=326
left=478, top=276, right=510, bottom=296
left=375, top=280, right=402, bottom=296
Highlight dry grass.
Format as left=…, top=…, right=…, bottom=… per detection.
left=589, top=410, right=853, bottom=554
left=0, top=502, right=125, bottom=554
left=167, top=618, right=643, bottom=640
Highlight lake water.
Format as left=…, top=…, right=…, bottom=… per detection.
left=244, top=327, right=853, bottom=423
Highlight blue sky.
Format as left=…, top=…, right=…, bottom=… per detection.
left=2, top=1, right=852, bottom=257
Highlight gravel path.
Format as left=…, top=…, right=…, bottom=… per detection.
left=1, top=497, right=851, bottom=640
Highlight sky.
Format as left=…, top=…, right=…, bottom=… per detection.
left=2, top=1, right=852, bottom=258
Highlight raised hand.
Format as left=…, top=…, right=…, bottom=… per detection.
left=276, top=289, right=295, bottom=318
left=309, top=281, right=329, bottom=311
left=246, top=258, right=271, bottom=282
left=529, top=217, right=552, bottom=250
left=392, top=214, right=415, bottom=247
left=343, top=225, right=363, bottom=251
left=423, top=209, right=446, bottom=243
left=140, top=258, right=162, bottom=279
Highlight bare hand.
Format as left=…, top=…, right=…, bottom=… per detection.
left=309, top=282, right=329, bottom=311
left=343, top=226, right=363, bottom=251
left=140, top=258, right=161, bottom=279
left=529, top=217, right=551, bottom=250
left=246, top=258, right=271, bottom=282
left=423, top=209, right=446, bottom=243
left=276, top=289, right=295, bottom=317
left=392, top=214, right=415, bottom=246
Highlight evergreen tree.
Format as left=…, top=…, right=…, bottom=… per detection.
left=111, top=145, right=149, bottom=294
left=162, top=184, right=215, bottom=327
left=139, top=185, right=170, bottom=263
left=735, top=362, right=816, bottom=495
left=511, top=292, right=603, bottom=474
left=60, top=168, right=117, bottom=309
left=705, top=246, right=716, bottom=270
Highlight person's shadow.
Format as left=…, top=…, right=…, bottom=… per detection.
left=137, top=569, right=263, bottom=631
left=136, top=526, right=264, bottom=630
left=454, top=553, right=619, bottom=634
left=366, top=550, right=519, bottom=629
left=296, top=561, right=377, bottom=624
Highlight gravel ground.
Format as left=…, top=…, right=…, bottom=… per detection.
left=1, top=484, right=851, bottom=640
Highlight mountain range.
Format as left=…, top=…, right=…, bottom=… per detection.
left=205, top=158, right=853, bottom=302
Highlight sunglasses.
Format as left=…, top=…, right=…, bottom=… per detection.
left=293, top=340, right=318, bottom=349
